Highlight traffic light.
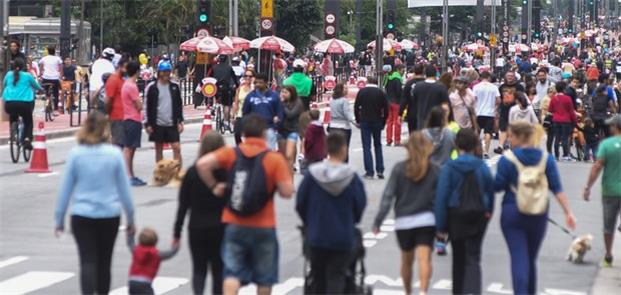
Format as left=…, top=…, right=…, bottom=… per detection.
left=198, top=0, right=210, bottom=25
left=385, top=10, right=396, bottom=32
left=522, top=0, right=527, bottom=4
left=476, top=31, right=483, bottom=38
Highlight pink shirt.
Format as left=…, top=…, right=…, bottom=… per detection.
left=121, top=79, right=141, bottom=122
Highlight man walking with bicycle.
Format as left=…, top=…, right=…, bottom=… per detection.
left=212, top=55, right=239, bottom=132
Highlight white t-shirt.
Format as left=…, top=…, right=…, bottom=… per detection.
left=473, top=81, right=500, bottom=117
left=39, top=55, right=63, bottom=80
left=89, top=58, right=115, bottom=91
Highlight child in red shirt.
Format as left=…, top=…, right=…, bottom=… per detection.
left=127, top=228, right=178, bottom=295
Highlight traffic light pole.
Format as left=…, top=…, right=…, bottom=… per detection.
left=527, top=0, right=532, bottom=44
left=375, top=0, right=383, bottom=85
left=491, top=0, right=497, bottom=73
left=441, top=0, right=448, bottom=72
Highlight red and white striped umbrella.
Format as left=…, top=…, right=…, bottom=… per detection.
left=399, top=39, right=419, bottom=50
left=509, top=43, right=531, bottom=52
left=313, top=38, right=355, bottom=54
left=367, top=38, right=402, bottom=51
left=250, top=36, right=295, bottom=52
left=223, top=36, right=251, bottom=51
left=197, top=36, right=235, bottom=54
left=462, top=43, right=488, bottom=52
left=180, top=37, right=203, bottom=52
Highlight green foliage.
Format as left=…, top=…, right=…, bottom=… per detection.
left=274, top=0, right=322, bottom=52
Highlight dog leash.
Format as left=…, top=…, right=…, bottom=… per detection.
left=547, top=217, right=577, bottom=239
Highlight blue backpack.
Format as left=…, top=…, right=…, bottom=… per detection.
left=225, top=148, right=271, bottom=216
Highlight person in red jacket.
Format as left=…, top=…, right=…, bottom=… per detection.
left=548, top=81, right=578, bottom=162
left=127, top=228, right=179, bottom=295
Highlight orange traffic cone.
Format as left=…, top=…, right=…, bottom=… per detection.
left=323, top=108, right=331, bottom=124
left=199, top=109, right=213, bottom=140
left=163, top=143, right=172, bottom=150
left=26, top=122, right=51, bottom=173
left=311, top=102, right=318, bottom=110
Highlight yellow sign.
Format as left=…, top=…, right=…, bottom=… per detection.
left=490, top=34, right=497, bottom=47
left=261, top=0, right=273, bottom=18
left=579, top=32, right=586, bottom=40
left=196, top=52, right=210, bottom=65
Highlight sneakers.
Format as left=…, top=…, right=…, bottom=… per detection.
left=561, top=156, right=577, bottom=163
left=377, top=173, right=385, bottom=179
left=493, top=147, right=504, bottom=155
left=23, top=139, right=33, bottom=150
left=386, top=142, right=392, bottom=147
left=130, top=177, right=147, bottom=186
left=483, top=153, right=490, bottom=159
left=603, top=255, right=613, bottom=267
left=363, top=174, right=374, bottom=180
left=435, top=241, right=447, bottom=256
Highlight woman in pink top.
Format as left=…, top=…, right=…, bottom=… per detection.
left=449, top=76, right=477, bottom=129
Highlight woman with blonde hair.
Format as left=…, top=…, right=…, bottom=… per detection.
left=495, top=121, right=576, bottom=295
left=55, top=112, right=135, bottom=295
left=373, top=131, right=440, bottom=295
left=540, top=86, right=557, bottom=153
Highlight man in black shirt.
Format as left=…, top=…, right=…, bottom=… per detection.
left=400, top=63, right=426, bottom=133
left=565, top=76, right=581, bottom=109
left=496, top=71, right=525, bottom=154
left=354, top=76, right=388, bottom=179
left=401, top=64, right=450, bottom=130
left=175, top=55, right=189, bottom=80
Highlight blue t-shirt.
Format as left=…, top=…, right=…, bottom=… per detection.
left=2, top=71, right=41, bottom=102
left=241, top=89, right=284, bottom=128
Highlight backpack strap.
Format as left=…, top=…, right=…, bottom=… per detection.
left=503, top=150, right=525, bottom=171
left=536, top=151, right=549, bottom=171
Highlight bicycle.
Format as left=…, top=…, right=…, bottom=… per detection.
left=212, top=99, right=226, bottom=135
left=41, top=83, right=55, bottom=122
left=9, top=117, right=32, bottom=164
left=61, top=80, right=74, bottom=114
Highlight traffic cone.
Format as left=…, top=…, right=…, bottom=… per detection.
left=311, top=102, right=318, bottom=110
left=199, top=109, right=213, bottom=140
left=26, top=122, right=51, bottom=173
left=323, top=108, right=331, bottom=124
left=163, top=143, right=172, bottom=150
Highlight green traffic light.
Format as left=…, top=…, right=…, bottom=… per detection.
left=199, top=14, right=208, bottom=22
left=387, top=23, right=394, bottom=30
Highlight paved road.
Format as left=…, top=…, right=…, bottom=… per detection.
left=0, top=122, right=612, bottom=295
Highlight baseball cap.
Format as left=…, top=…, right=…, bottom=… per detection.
left=102, top=47, right=115, bottom=59
left=605, top=114, right=621, bottom=129
left=293, top=59, right=306, bottom=68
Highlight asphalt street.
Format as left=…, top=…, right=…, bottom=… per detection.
left=0, top=122, right=611, bottom=295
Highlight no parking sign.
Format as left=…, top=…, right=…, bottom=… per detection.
left=201, top=77, right=218, bottom=98
left=324, top=75, right=336, bottom=91
left=356, top=77, right=367, bottom=89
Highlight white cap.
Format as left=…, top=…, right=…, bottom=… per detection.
left=293, top=59, right=307, bottom=68
left=102, top=47, right=116, bottom=58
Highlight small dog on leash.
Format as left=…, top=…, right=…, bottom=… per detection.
left=567, top=234, right=593, bottom=264
left=151, top=159, right=184, bottom=187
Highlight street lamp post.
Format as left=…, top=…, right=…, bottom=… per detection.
left=491, top=0, right=497, bottom=73
left=375, top=0, right=383, bottom=84
left=441, top=0, right=448, bottom=72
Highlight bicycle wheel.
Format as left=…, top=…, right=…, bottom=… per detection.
left=46, top=99, right=54, bottom=122
left=9, top=122, right=20, bottom=163
left=215, top=106, right=224, bottom=134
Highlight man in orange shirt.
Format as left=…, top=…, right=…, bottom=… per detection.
left=196, top=114, right=294, bottom=295
left=587, top=62, right=600, bottom=82
left=105, top=57, right=128, bottom=147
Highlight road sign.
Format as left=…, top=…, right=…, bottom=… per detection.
left=386, top=32, right=395, bottom=40
left=324, top=76, right=336, bottom=91
left=325, top=26, right=335, bottom=35
left=196, top=52, right=210, bottom=65
left=201, top=77, right=218, bottom=98
left=326, top=13, right=336, bottom=24
left=261, top=18, right=273, bottom=31
left=357, top=78, right=367, bottom=89
left=196, top=29, right=209, bottom=38
left=490, top=34, right=497, bottom=46
left=261, top=0, right=273, bottom=18
left=502, top=37, right=509, bottom=43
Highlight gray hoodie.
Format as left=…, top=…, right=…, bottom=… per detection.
left=308, top=160, right=356, bottom=196
left=329, top=97, right=356, bottom=130
left=423, top=127, right=456, bottom=166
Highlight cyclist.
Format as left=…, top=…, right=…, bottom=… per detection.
left=62, top=57, right=77, bottom=111
left=212, top=55, right=239, bottom=131
left=39, top=46, right=63, bottom=114
left=2, top=58, right=42, bottom=150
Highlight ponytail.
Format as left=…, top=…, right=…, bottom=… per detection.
left=12, top=58, right=26, bottom=86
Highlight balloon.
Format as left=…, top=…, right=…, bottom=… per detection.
left=139, top=53, right=148, bottom=65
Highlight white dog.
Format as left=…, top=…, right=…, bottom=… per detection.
left=567, top=234, right=593, bottom=264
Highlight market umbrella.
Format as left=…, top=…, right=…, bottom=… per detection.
left=510, top=43, right=531, bottom=52
left=180, top=37, right=203, bottom=52
left=197, top=36, right=235, bottom=55
left=250, top=36, right=295, bottom=52
left=313, top=38, right=355, bottom=54
left=366, top=38, right=402, bottom=51
left=223, top=36, right=251, bottom=51
left=462, top=42, right=488, bottom=52
left=399, top=39, right=419, bottom=50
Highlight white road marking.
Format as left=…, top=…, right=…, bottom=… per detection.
left=362, top=240, right=377, bottom=248
left=363, top=232, right=387, bottom=239
left=542, top=288, right=587, bottom=295
left=272, top=278, right=305, bottom=294
left=383, top=219, right=395, bottom=225
left=379, top=225, right=395, bottom=232
left=432, top=279, right=452, bottom=290
left=0, top=256, right=28, bottom=269
left=364, top=274, right=403, bottom=287
left=487, top=282, right=513, bottom=294
left=37, top=172, right=58, bottom=178
left=109, top=277, right=188, bottom=295
left=352, top=147, right=363, bottom=152
left=0, top=271, right=74, bottom=295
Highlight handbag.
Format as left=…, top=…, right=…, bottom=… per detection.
left=542, top=113, right=553, bottom=129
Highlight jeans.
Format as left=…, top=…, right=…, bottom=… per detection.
left=266, top=128, right=278, bottom=151
left=71, top=215, right=120, bottom=295
left=583, top=142, right=598, bottom=161
left=327, top=127, right=352, bottom=163
left=5, top=101, right=34, bottom=142
left=451, top=231, right=485, bottom=295
left=501, top=203, right=547, bottom=295
left=128, top=280, right=154, bottom=295
left=360, top=121, right=384, bottom=176
left=309, top=247, right=352, bottom=294
left=190, top=227, right=224, bottom=294
left=42, top=78, right=60, bottom=110
left=385, top=103, right=401, bottom=144
left=553, top=122, right=573, bottom=158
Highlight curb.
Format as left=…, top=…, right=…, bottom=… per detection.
left=0, top=116, right=205, bottom=146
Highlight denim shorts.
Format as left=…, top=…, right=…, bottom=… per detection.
left=278, top=131, right=299, bottom=142
left=222, top=224, right=279, bottom=286
left=266, top=128, right=278, bottom=151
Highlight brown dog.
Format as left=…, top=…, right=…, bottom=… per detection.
left=567, top=234, right=593, bottom=264
left=151, top=159, right=184, bottom=187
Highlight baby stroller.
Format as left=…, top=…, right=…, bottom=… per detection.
left=298, top=226, right=373, bottom=295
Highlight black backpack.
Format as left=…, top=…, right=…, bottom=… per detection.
left=225, top=148, right=270, bottom=216
left=592, top=94, right=610, bottom=120
left=448, top=171, right=488, bottom=240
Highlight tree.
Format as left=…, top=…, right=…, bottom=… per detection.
left=275, top=0, right=322, bottom=52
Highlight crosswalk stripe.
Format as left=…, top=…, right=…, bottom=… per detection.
left=108, top=277, right=188, bottom=295
left=0, top=271, right=74, bottom=295
left=0, top=256, right=28, bottom=269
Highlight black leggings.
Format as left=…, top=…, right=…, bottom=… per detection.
left=71, top=215, right=120, bottom=295
left=4, top=101, right=34, bottom=142
left=189, top=227, right=224, bottom=295
left=42, top=79, right=60, bottom=110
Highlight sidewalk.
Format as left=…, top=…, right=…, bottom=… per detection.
left=0, top=85, right=360, bottom=145
left=591, top=241, right=621, bottom=294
